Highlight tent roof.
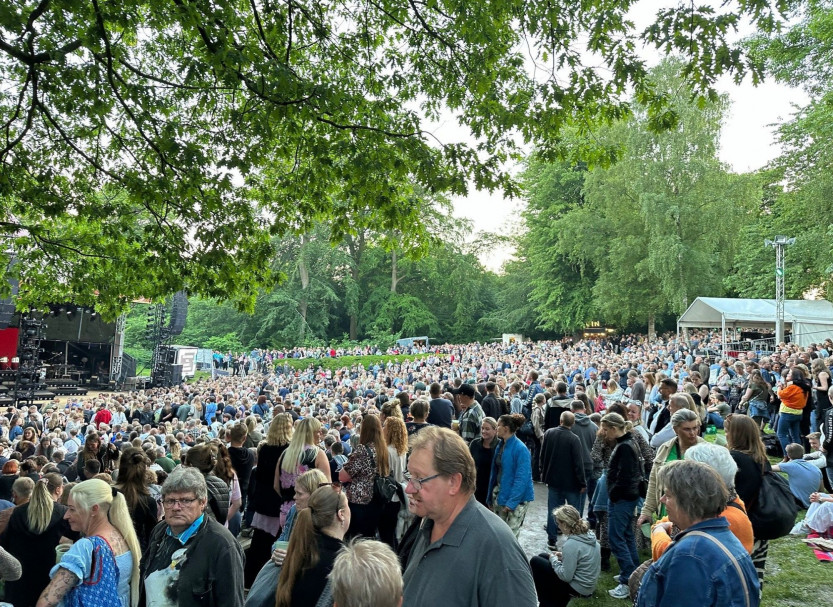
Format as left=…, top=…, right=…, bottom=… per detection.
left=678, top=297, right=833, bottom=329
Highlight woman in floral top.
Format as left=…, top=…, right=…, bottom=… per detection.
left=339, top=413, right=389, bottom=539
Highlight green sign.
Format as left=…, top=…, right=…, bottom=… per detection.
left=775, top=267, right=784, bottom=277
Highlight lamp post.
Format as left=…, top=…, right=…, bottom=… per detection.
left=764, top=235, right=795, bottom=346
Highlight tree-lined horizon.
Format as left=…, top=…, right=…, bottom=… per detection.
left=2, top=1, right=791, bottom=320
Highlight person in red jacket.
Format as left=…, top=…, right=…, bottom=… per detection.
left=92, top=403, right=112, bottom=430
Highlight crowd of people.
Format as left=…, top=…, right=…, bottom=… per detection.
left=0, top=331, right=830, bottom=607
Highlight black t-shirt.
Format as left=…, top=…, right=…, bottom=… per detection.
left=228, top=446, right=255, bottom=495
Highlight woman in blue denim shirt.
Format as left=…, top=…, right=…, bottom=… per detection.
left=636, top=460, right=759, bottom=607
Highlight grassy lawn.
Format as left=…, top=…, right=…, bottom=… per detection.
left=565, top=523, right=831, bottom=606
left=570, top=427, right=833, bottom=605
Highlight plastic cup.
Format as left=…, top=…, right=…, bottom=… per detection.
left=56, top=543, right=71, bottom=563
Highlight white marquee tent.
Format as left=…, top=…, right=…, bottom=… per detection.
left=677, top=297, right=833, bottom=348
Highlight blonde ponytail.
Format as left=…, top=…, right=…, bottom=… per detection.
left=108, top=491, right=142, bottom=607
left=27, top=480, right=55, bottom=534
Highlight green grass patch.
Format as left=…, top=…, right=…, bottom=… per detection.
left=274, top=353, right=443, bottom=372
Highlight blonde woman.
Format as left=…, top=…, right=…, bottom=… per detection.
left=2, top=473, right=68, bottom=607
left=245, top=413, right=293, bottom=586
left=37, top=480, right=141, bottom=607
left=380, top=417, right=408, bottom=547
left=166, top=434, right=182, bottom=465
left=530, top=505, right=600, bottom=607
left=275, top=417, right=331, bottom=528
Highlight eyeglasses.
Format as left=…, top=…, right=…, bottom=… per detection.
left=162, top=497, right=199, bottom=508
left=319, top=481, right=342, bottom=492
left=406, top=473, right=441, bottom=491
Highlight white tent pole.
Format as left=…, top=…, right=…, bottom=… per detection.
left=721, top=314, right=726, bottom=360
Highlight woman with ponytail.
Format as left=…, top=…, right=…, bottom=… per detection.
left=36, top=479, right=141, bottom=607
left=1, top=473, right=74, bottom=607
left=600, top=412, right=642, bottom=600
left=114, top=447, right=159, bottom=554
left=275, top=485, right=350, bottom=607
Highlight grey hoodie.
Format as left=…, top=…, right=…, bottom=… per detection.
left=571, top=414, right=598, bottom=477
left=550, top=531, right=601, bottom=596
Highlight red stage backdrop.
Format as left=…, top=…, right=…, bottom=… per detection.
left=0, top=328, right=19, bottom=364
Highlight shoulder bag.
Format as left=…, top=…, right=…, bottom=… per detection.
left=747, top=469, right=798, bottom=540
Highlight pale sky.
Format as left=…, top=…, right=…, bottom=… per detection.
left=441, top=2, right=809, bottom=271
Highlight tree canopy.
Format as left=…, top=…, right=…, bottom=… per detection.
left=1, top=0, right=790, bottom=317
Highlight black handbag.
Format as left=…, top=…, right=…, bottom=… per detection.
left=373, top=473, right=399, bottom=503
left=747, top=470, right=798, bottom=540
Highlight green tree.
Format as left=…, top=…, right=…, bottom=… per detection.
left=741, top=0, right=833, bottom=297
left=515, top=157, right=600, bottom=333
left=519, top=59, right=760, bottom=333
left=1, top=1, right=789, bottom=314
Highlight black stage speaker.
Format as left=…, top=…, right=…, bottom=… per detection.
left=168, top=291, right=188, bottom=336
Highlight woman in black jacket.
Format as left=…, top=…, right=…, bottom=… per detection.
left=469, top=417, right=498, bottom=505
left=726, top=413, right=772, bottom=585
left=601, top=412, right=642, bottom=600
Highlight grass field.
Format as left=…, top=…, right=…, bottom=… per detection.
left=570, top=427, right=833, bottom=606
left=569, top=531, right=831, bottom=606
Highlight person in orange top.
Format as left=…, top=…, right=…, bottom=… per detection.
left=649, top=443, right=754, bottom=560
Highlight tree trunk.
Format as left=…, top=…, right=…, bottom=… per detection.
left=647, top=315, right=656, bottom=342
left=298, top=235, right=310, bottom=341
left=391, top=249, right=399, bottom=293
left=346, top=234, right=365, bottom=341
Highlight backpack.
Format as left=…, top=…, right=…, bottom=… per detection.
left=747, top=470, right=799, bottom=540
left=518, top=387, right=537, bottom=440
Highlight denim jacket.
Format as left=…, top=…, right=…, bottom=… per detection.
left=487, top=435, right=535, bottom=510
left=636, top=517, right=760, bottom=607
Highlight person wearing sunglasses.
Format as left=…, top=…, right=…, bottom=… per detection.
left=141, top=467, right=244, bottom=607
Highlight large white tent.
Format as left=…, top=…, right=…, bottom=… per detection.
left=677, top=297, right=833, bottom=348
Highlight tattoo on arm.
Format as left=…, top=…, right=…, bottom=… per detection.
left=37, top=568, right=79, bottom=607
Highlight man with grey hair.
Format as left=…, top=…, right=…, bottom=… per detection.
left=636, top=460, right=760, bottom=607
left=326, top=539, right=403, bottom=607
left=141, top=467, right=244, bottom=607
left=401, top=427, right=536, bottom=607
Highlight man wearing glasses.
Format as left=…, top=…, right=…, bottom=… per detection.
left=141, top=467, right=244, bottom=607
left=401, top=427, right=537, bottom=607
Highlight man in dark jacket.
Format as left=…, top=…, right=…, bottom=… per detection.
left=426, top=382, right=454, bottom=428
left=227, top=423, right=254, bottom=535
left=539, top=411, right=585, bottom=549
left=543, top=381, right=571, bottom=431
left=481, top=382, right=504, bottom=420
left=141, top=467, right=244, bottom=607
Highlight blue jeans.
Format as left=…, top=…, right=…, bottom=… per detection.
left=547, top=486, right=582, bottom=544
left=777, top=413, right=802, bottom=454
left=608, top=499, right=639, bottom=584
left=579, top=477, right=598, bottom=527
left=707, top=412, right=725, bottom=429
